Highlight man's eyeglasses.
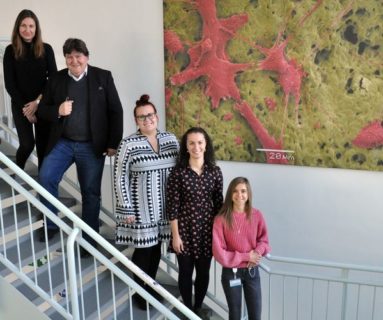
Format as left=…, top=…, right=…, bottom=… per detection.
left=136, top=112, right=156, bottom=122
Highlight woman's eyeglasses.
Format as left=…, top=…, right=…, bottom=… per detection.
left=136, top=112, right=156, bottom=122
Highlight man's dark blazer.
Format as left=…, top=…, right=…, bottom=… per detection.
left=38, top=65, right=123, bottom=157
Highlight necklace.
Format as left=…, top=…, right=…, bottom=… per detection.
left=190, top=163, right=204, bottom=175
left=233, top=214, right=243, bottom=234
left=191, top=166, right=203, bottom=175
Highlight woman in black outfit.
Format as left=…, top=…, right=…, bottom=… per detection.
left=167, top=127, right=223, bottom=319
left=3, top=9, right=57, bottom=170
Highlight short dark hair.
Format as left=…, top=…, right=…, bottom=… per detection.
left=63, top=38, right=89, bottom=56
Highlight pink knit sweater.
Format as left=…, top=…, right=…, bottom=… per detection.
left=212, top=208, right=270, bottom=268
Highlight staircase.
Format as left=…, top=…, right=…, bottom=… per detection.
left=2, top=125, right=383, bottom=320
left=0, top=138, right=210, bottom=320
left=3, top=140, right=383, bottom=320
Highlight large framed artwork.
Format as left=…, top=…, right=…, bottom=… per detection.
left=163, top=0, right=383, bottom=171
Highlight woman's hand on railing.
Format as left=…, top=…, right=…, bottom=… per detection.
left=248, top=250, right=262, bottom=266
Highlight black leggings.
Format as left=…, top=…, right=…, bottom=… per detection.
left=131, top=242, right=162, bottom=290
left=12, top=104, right=50, bottom=170
left=177, top=255, right=212, bottom=311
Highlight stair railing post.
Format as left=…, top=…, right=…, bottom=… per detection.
left=67, top=227, right=81, bottom=320
left=340, top=268, right=349, bottom=320
left=108, top=156, right=115, bottom=214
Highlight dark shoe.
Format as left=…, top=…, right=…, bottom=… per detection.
left=132, top=294, right=147, bottom=310
left=194, top=307, right=211, bottom=320
left=39, top=228, right=58, bottom=242
left=173, top=309, right=189, bottom=320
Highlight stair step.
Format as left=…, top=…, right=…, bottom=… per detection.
left=9, top=247, right=67, bottom=301
left=1, top=219, right=42, bottom=247
left=1, top=200, right=79, bottom=248
left=4, top=246, right=63, bottom=284
left=0, top=181, right=77, bottom=211
left=0, top=234, right=63, bottom=276
left=42, top=247, right=133, bottom=319
left=1, top=190, right=38, bottom=209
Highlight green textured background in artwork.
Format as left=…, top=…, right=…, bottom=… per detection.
left=164, top=0, right=383, bottom=171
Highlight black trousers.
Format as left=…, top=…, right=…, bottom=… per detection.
left=12, top=104, right=50, bottom=170
left=176, top=255, right=212, bottom=311
left=131, top=242, right=162, bottom=290
left=221, top=267, right=262, bottom=320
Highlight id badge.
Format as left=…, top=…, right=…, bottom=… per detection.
left=230, top=278, right=242, bottom=287
left=230, top=268, right=241, bottom=287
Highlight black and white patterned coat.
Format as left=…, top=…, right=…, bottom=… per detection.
left=114, top=130, right=179, bottom=247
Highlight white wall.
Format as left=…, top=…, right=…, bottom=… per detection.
left=0, top=277, right=49, bottom=320
left=1, top=0, right=383, bottom=267
left=0, top=0, right=165, bottom=133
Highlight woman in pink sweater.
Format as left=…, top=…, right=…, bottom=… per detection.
left=213, top=177, right=270, bottom=320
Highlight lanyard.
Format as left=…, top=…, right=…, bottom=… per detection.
left=230, top=268, right=242, bottom=287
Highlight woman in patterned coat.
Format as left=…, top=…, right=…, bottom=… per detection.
left=167, top=127, right=223, bottom=318
left=114, top=94, right=179, bottom=308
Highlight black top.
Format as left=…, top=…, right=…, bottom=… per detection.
left=167, top=165, right=224, bottom=258
left=63, top=76, right=91, bottom=141
left=3, top=41, right=57, bottom=109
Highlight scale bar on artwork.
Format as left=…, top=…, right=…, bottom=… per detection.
left=256, top=148, right=295, bottom=153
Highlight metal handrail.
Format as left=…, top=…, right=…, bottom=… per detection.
left=161, top=246, right=383, bottom=320
left=0, top=152, right=200, bottom=320
left=265, top=254, right=383, bottom=274
left=0, top=84, right=200, bottom=318
left=259, top=254, right=383, bottom=320
left=67, top=228, right=81, bottom=320
left=0, top=121, right=115, bottom=222
left=2, top=142, right=383, bottom=319
left=2, top=65, right=382, bottom=318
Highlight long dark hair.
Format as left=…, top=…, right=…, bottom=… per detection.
left=177, top=127, right=215, bottom=168
left=11, top=9, right=44, bottom=59
left=218, top=177, right=253, bottom=229
left=133, top=94, right=157, bottom=117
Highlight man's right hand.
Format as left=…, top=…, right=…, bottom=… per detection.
left=59, top=100, right=73, bottom=116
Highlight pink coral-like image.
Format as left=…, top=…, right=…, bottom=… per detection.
left=170, top=0, right=251, bottom=109
left=164, top=0, right=383, bottom=171
left=353, top=120, right=383, bottom=149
